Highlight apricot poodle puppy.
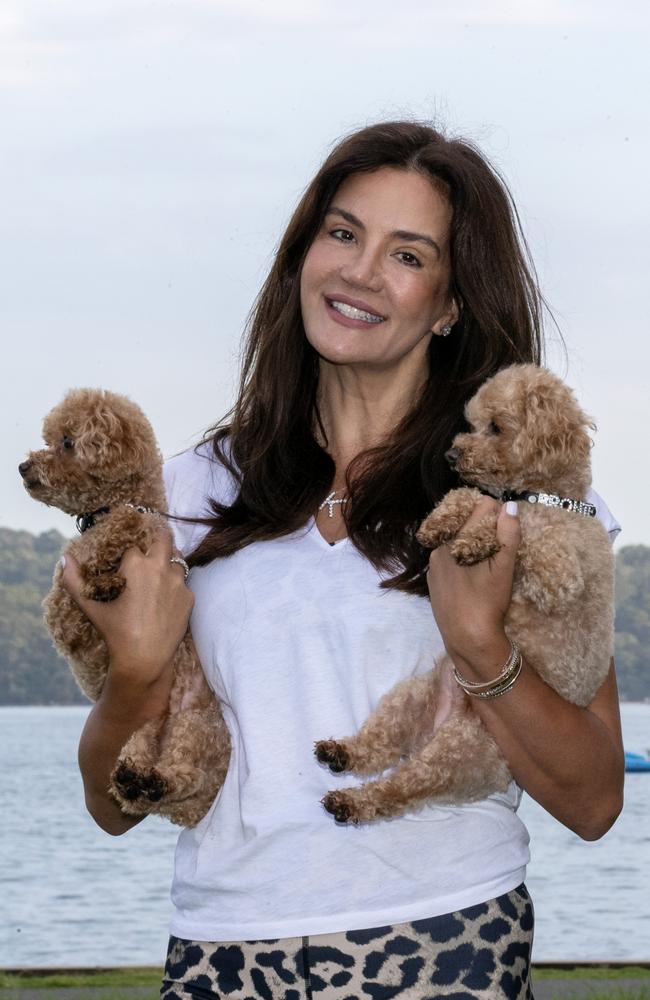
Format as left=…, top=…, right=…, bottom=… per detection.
left=20, top=388, right=230, bottom=827
left=316, top=364, right=614, bottom=824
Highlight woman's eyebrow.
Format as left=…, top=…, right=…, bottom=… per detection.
left=326, top=205, right=441, bottom=257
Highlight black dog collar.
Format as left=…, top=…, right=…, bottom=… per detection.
left=75, top=506, right=110, bottom=533
left=478, top=486, right=596, bottom=518
left=75, top=502, right=157, bottom=534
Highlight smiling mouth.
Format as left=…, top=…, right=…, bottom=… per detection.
left=326, top=298, right=385, bottom=324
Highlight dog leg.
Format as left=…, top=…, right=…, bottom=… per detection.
left=149, top=705, right=231, bottom=827
left=416, top=488, right=483, bottom=549
left=110, top=718, right=167, bottom=814
left=111, top=706, right=231, bottom=826
left=79, top=510, right=160, bottom=602
left=112, top=636, right=231, bottom=827
left=448, top=509, right=501, bottom=565
left=322, top=708, right=511, bottom=824
left=44, top=582, right=109, bottom=700
left=315, top=672, right=439, bottom=777
left=81, top=571, right=127, bottom=602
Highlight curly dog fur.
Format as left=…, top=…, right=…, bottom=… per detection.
left=20, top=388, right=230, bottom=827
left=315, top=365, right=615, bottom=824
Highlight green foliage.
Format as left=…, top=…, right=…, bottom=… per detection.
left=0, top=527, right=87, bottom=705
left=549, top=993, right=650, bottom=999
left=615, top=546, right=650, bottom=701
left=1, top=965, right=650, bottom=998
left=0, top=967, right=162, bottom=988
left=0, top=528, right=648, bottom=704
left=535, top=966, right=650, bottom=980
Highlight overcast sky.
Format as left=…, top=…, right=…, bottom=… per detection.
left=2, top=0, right=648, bottom=545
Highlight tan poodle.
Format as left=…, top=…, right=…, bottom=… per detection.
left=19, top=388, right=230, bottom=827
left=315, top=364, right=615, bottom=823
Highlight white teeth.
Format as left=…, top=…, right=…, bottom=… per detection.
left=330, top=300, right=384, bottom=323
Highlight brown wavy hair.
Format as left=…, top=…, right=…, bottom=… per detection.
left=188, top=121, right=547, bottom=595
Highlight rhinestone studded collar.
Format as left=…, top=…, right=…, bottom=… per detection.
left=478, top=485, right=596, bottom=518
left=75, top=502, right=158, bottom=533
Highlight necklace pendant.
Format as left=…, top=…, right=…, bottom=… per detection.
left=318, top=490, right=347, bottom=518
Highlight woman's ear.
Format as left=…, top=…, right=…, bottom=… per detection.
left=448, top=296, right=461, bottom=327
left=432, top=296, right=460, bottom=336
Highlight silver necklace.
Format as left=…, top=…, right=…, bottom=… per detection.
left=318, top=490, right=348, bottom=518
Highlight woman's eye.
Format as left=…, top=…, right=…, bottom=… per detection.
left=488, top=421, right=501, bottom=435
left=395, top=251, right=422, bottom=268
left=330, top=228, right=355, bottom=242
left=62, top=436, right=75, bottom=450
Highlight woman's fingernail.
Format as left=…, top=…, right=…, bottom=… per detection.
left=505, top=501, right=518, bottom=517
left=59, top=556, right=66, bottom=570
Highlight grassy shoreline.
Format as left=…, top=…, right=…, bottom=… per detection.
left=2, top=963, right=650, bottom=989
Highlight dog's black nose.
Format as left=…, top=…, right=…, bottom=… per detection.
left=18, top=460, right=33, bottom=478
left=444, top=448, right=460, bottom=468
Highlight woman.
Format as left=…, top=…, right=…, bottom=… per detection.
left=64, top=122, right=624, bottom=999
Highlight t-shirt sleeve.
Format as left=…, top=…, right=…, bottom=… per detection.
left=163, top=442, right=238, bottom=556
left=586, top=487, right=621, bottom=544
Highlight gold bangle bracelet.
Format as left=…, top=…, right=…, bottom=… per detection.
left=453, top=640, right=520, bottom=693
left=462, top=652, right=523, bottom=699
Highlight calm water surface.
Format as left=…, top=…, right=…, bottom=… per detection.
left=1, top=704, right=649, bottom=967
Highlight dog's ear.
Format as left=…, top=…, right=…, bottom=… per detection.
left=521, top=375, right=594, bottom=479
left=65, top=390, right=161, bottom=480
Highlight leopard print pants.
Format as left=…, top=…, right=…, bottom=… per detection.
left=160, top=884, right=534, bottom=999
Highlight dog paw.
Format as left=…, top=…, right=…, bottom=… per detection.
left=82, top=574, right=126, bottom=603
left=321, top=791, right=359, bottom=824
left=112, top=761, right=168, bottom=803
left=315, top=739, right=350, bottom=773
left=450, top=536, right=501, bottom=565
left=415, top=518, right=452, bottom=549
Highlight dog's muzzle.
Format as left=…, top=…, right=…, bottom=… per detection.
left=18, top=460, right=42, bottom=489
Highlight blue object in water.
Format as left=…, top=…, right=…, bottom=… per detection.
left=625, top=751, right=650, bottom=772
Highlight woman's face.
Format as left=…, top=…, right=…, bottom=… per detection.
left=300, top=166, right=457, bottom=371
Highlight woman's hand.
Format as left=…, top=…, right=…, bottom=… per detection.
left=426, top=497, right=521, bottom=671
left=61, top=532, right=194, bottom=688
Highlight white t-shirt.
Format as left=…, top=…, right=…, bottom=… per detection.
left=164, top=443, right=621, bottom=942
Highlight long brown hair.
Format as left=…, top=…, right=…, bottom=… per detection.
left=189, top=121, right=546, bottom=595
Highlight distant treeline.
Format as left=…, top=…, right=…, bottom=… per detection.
left=0, top=528, right=86, bottom=705
left=613, top=545, right=650, bottom=700
left=0, top=527, right=649, bottom=704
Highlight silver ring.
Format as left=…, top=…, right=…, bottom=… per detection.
left=170, top=556, right=190, bottom=582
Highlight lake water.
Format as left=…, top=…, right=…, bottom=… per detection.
left=1, top=704, right=649, bottom=968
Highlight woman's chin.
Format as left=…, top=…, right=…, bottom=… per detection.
left=307, top=331, right=374, bottom=366
left=316, top=347, right=388, bottom=369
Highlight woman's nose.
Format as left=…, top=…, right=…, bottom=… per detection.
left=339, top=248, right=383, bottom=291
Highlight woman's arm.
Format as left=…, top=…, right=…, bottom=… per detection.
left=426, top=498, right=624, bottom=841
left=62, top=533, right=193, bottom=835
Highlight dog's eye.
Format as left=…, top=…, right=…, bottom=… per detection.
left=488, top=421, right=501, bottom=435
left=62, top=436, right=75, bottom=451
